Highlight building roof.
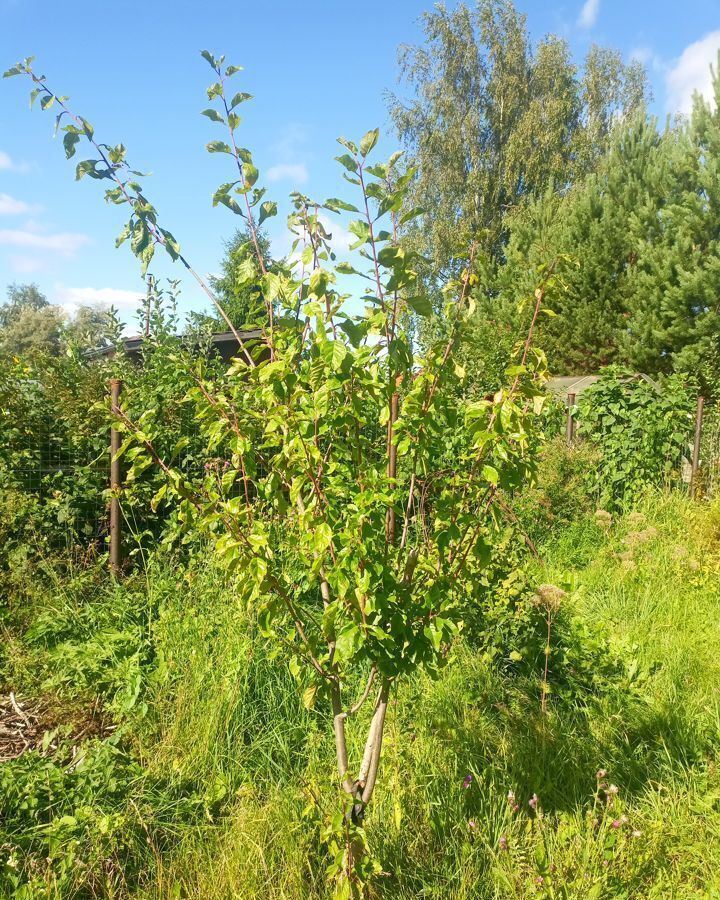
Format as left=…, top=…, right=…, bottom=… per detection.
left=85, top=329, right=264, bottom=365
left=546, top=372, right=659, bottom=400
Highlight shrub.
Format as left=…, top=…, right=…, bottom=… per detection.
left=577, top=368, right=694, bottom=509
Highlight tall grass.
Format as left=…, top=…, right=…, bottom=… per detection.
left=3, top=492, right=720, bottom=897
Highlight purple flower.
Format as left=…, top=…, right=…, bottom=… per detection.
left=596, top=768, right=608, bottom=780
left=498, top=835, right=508, bottom=851
left=529, top=793, right=538, bottom=810
left=611, top=819, right=621, bottom=829
left=463, top=773, right=473, bottom=789
left=468, top=820, right=477, bottom=831
left=535, top=876, right=544, bottom=885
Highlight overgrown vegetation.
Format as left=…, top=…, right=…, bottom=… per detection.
left=2, top=1, right=720, bottom=896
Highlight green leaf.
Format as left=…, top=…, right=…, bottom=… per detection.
left=302, top=684, right=318, bottom=709
left=335, top=154, right=358, bottom=173
left=258, top=200, right=277, bottom=225
left=406, top=296, right=432, bottom=317
left=201, top=108, right=225, bottom=123
left=230, top=91, right=252, bottom=108
left=359, top=128, right=380, bottom=157
left=313, top=522, right=333, bottom=554
left=206, top=140, right=233, bottom=154
left=243, top=162, right=259, bottom=188
left=400, top=206, right=424, bottom=225
left=325, top=197, right=360, bottom=213
left=481, top=465, right=498, bottom=485
left=334, top=624, right=361, bottom=662
left=335, top=261, right=361, bottom=276
left=63, top=131, right=80, bottom=159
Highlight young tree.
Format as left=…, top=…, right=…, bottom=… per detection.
left=6, top=53, right=555, bottom=894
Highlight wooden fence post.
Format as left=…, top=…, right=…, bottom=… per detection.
left=691, top=395, right=705, bottom=499
left=109, top=378, right=123, bottom=577
left=566, top=392, right=576, bottom=446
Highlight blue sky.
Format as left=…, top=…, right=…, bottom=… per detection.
left=1, top=0, right=719, bottom=330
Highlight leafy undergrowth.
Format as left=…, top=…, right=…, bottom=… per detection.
left=2, top=492, right=720, bottom=898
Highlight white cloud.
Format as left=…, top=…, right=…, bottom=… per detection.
left=0, top=150, right=30, bottom=173
left=270, top=124, right=309, bottom=161
left=8, top=254, right=46, bottom=274
left=0, top=228, right=89, bottom=256
left=266, top=162, right=309, bottom=184
left=53, top=285, right=143, bottom=316
left=0, top=193, right=40, bottom=215
left=577, top=0, right=599, bottom=29
left=629, top=46, right=664, bottom=74
left=318, top=213, right=353, bottom=255
left=666, top=31, right=720, bottom=115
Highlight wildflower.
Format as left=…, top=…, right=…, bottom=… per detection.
left=507, top=790, right=515, bottom=802
left=498, top=835, right=508, bottom=851
left=529, top=793, right=538, bottom=810
left=512, top=803, right=520, bottom=813
left=631, top=829, right=642, bottom=838
left=535, top=876, right=544, bottom=885
left=607, top=784, right=619, bottom=797
left=611, top=819, right=621, bottom=829
left=619, top=815, right=628, bottom=825
left=463, top=774, right=473, bottom=789
left=602, top=860, right=609, bottom=868
left=468, top=820, right=477, bottom=831
left=596, top=769, right=608, bottom=780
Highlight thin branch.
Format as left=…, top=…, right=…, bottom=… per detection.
left=347, top=666, right=377, bottom=717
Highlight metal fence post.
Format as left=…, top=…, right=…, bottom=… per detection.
left=109, top=378, right=123, bottom=576
left=691, top=395, right=705, bottom=499
left=566, top=392, right=576, bottom=446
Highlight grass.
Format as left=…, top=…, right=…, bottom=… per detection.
left=2, top=490, right=720, bottom=898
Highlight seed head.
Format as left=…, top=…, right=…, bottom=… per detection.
left=533, top=584, right=566, bottom=614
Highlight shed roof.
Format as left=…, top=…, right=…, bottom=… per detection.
left=546, top=372, right=659, bottom=400
left=84, top=329, right=264, bottom=365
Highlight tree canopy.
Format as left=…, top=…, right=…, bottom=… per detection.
left=389, top=0, right=648, bottom=275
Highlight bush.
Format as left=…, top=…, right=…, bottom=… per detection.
left=577, top=368, right=694, bottom=510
